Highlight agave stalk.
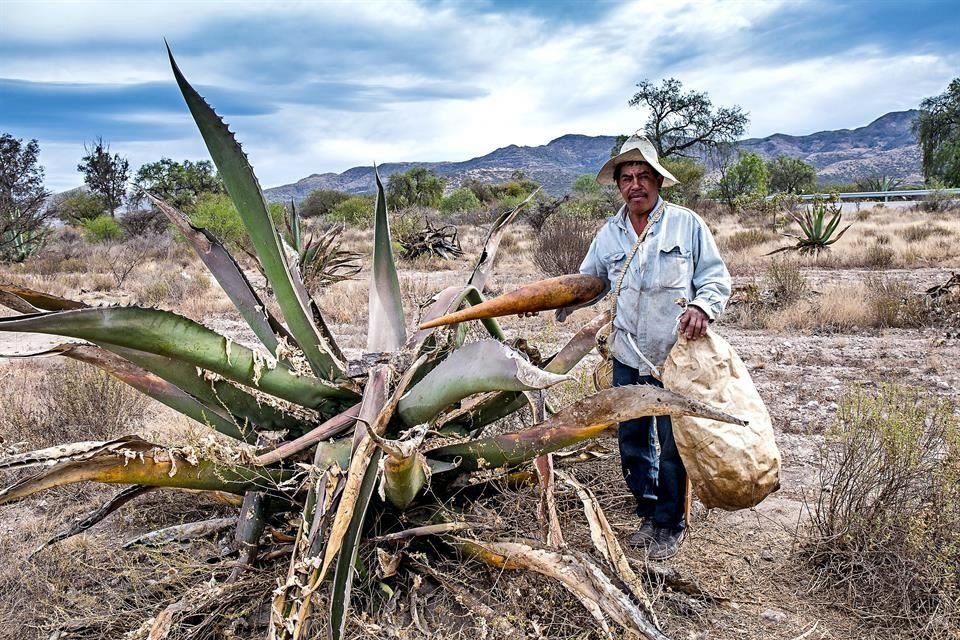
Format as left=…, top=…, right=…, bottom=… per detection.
left=0, top=47, right=755, bottom=640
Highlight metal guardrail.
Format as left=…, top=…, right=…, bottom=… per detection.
left=797, top=189, right=960, bottom=201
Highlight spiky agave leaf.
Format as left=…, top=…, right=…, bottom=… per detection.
left=167, top=45, right=345, bottom=380
left=0, top=307, right=356, bottom=412
left=35, top=485, right=156, bottom=555
left=429, top=384, right=748, bottom=471
left=147, top=193, right=296, bottom=357
left=468, top=188, right=539, bottom=293
left=0, top=284, right=88, bottom=313
left=367, top=168, right=406, bottom=353
left=0, top=436, right=296, bottom=505
left=397, top=339, right=571, bottom=425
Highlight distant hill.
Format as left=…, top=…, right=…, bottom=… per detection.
left=264, top=110, right=923, bottom=201
left=738, top=110, right=922, bottom=184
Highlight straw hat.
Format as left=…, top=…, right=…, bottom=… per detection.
left=597, top=133, right=679, bottom=187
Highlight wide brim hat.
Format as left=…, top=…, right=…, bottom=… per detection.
left=597, top=133, right=679, bottom=187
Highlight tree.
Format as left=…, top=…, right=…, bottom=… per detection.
left=767, top=156, right=817, bottom=194
left=131, top=158, right=223, bottom=211
left=0, top=133, right=52, bottom=262
left=48, top=189, right=107, bottom=224
left=660, top=156, right=705, bottom=205
left=715, top=150, right=768, bottom=209
left=440, top=187, right=482, bottom=214
left=571, top=174, right=601, bottom=195
left=77, top=138, right=130, bottom=216
left=627, top=78, right=748, bottom=158
left=300, top=189, right=350, bottom=218
left=916, top=78, right=960, bottom=187
left=386, top=167, right=445, bottom=209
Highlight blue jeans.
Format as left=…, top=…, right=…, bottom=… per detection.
left=613, top=359, right=686, bottom=531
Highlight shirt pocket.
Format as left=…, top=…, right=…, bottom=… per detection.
left=657, top=245, right=692, bottom=289
left=602, top=251, right=627, bottom=289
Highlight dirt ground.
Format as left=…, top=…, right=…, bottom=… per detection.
left=0, top=211, right=958, bottom=640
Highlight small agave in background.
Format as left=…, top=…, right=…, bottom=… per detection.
left=0, top=45, right=744, bottom=640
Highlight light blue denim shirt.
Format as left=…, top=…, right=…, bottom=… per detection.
left=579, top=197, right=731, bottom=375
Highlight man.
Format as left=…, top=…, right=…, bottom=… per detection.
left=559, top=134, right=731, bottom=560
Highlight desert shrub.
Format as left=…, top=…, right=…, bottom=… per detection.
left=918, top=180, right=959, bottom=212
left=80, top=215, right=123, bottom=243
left=764, top=259, right=808, bottom=305
left=571, top=173, right=601, bottom=195
left=660, top=156, right=705, bottom=205
left=119, top=208, right=169, bottom=236
left=0, top=361, right=148, bottom=448
left=865, top=275, right=929, bottom=328
left=440, top=187, right=481, bottom=214
left=903, top=223, right=952, bottom=243
left=300, top=188, right=350, bottom=218
left=328, top=196, right=375, bottom=227
left=861, top=242, right=896, bottom=269
left=721, top=228, right=775, bottom=252
left=802, top=384, right=960, bottom=637
left=532, top=215, right=595, bottom=277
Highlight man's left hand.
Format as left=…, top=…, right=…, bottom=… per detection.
left=678, top=306, right=709, bottom=340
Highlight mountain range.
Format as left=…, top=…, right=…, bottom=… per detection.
left=264, top=110, right=923, bottom=201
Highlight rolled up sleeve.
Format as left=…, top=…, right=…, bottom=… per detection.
left=689, top=223, right=731, bottom=320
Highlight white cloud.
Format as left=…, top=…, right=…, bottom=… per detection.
left=6, top=0, right=959, bottom=192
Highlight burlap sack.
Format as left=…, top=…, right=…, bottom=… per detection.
left=661, top=331, right=780, bottom=510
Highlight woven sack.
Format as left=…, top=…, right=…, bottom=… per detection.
left=661, top=330, right=780, bottom=510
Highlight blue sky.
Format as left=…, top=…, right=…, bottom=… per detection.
left=2, top=0, right=958, bottom=192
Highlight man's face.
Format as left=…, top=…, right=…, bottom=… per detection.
left=617, top=162, right=663, bottom=215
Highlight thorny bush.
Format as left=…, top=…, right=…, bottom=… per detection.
left=802, top=384, right=960, bottom=638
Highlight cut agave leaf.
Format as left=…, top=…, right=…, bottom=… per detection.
left=0, top=307, right=356, bottom=410
left=398, top=339, right=570, bottom=425
left=419, top=275, right=605, bottom=329
left=366, top=168, right=406, bottom=353
left=0, top=435, right=296, bottom=505
left=167, top=45, right=345, bottom=380
left=0, top=284, right=87, bottom=313
left=53, top=343, right=251, bottom=442
left=429, top=384, right=747, bottom=471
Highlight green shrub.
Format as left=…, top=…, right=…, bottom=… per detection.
left=571, top=174, right=601, bottom=195
left=81, top=215, right=124, bottom=243
left=51, top=190, right=107, bottom=223
left=301, top=189, right=350, bottom=217
left=188, top=192, right=284, bottom=248
left=440, top=188, right=481, bottom=214
left=329, top=196, right=375, bottom=227
left=803, top=384, right=960, bottom=636
left=661, top=156, right=705, bottom=205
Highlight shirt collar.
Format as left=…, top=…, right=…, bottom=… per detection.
left=613, top=196, right=665, bottom=233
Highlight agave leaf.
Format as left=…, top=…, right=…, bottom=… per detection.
left=167, top=45, right=345, bottom=380
left=408, top=285, right=505, bottom=353
left=0, top=307, right=356, bottom=410
left=124, top=517, right=238, bottom=548
left=557, top=470, right=659, bottom=627
left=453, top=537, right=668, bottom=640
left=441, top=310, right=610, bottom=430
left=398, top=339, right=570, bottom=425
left=468, top=188, right=539, bottom=292
left=367, top=168, right=406, bottom=353
left=529, top=392, right=564, bottom=547
left=0, top=436, right=296, bottom=505
left=34, top=485, right=156, bottom=555
left=253, top=403, right=361, bottom=466
left=419, top=275, right=605, bottom=330
left=374, top=425, right=430, bottom=509
left=147, top=193, right=296, bottom=357
left=103, top=345, right=313, bottom=434
left=429, top=384, right=747, bottom=471
left=53, top=343, right=251, bottom=442
left=0, top=284, right=87, bottom=313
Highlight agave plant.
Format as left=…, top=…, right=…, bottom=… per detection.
left=768, top=196, right=852, bottom=256
left=0, top=47, right=745, bottom=640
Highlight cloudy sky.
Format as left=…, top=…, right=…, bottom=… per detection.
left=2, top=0, right=959, bottom=192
